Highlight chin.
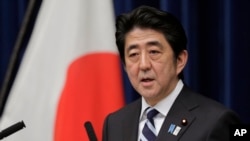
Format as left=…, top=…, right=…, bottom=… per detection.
left=141, top=92, right=158, bottom=99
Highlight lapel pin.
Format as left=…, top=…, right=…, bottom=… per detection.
left=181, top=118, right=188, bottom=126
left=168, top=124, right=182, bottom=136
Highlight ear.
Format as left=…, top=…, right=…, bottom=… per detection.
left=176, top=50, right=188, bottom=75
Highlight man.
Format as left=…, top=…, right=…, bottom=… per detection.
left=102, top=5, right=240, bottom=141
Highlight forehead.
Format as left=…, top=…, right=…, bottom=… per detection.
left=124, top=27, right=168, bottom=49
left=125, top=27, right=167, bottom=47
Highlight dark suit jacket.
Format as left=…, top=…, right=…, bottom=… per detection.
left=102, top=86, right=240, bottom=141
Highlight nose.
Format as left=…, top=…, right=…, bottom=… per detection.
left=139, top=52, right=151, bottom=71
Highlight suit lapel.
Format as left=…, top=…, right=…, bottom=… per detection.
left=122, top=99, right=141, bottom=141
left=156, top=86, right=199, bottom=141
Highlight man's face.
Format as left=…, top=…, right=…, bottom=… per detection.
left=124, top=27, right=187, bottom=106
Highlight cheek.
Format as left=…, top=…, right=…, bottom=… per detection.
left=126, top=67, right=139, bottom=87
left=153, top=61, right=176, bottom=79
left=125, top=64, right=138, bottom=78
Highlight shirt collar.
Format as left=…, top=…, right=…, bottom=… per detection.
left=139, top=80, right=184, bottom=120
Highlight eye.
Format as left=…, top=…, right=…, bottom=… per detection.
left=149, top=50, right=160, bottom=55
left=129, top=52, right=139, bottom=57
left=149, top=49, right=162, bottom=60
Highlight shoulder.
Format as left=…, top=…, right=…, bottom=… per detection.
left=177, top=86, right=241, bottom=140
left=179, top=86, right=240, bottom=122
left=107, top=98, right=141, bottom=119
left=180, top=86, right=233, bottom=111
left=103, top=98, right=141, bottom=132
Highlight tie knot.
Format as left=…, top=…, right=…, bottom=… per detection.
left=146, top=107, right=159, bottom=120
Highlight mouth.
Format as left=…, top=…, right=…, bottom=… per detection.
left=141, top=78, right=154, bottom=82
left=140, top=78, right=154, bottom=87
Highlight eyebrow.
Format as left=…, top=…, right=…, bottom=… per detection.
left=126, top=40, right=164, bottom=53
left=126, top=44, right=138, bottom=53
left=146, top=40, right=163, bottom=49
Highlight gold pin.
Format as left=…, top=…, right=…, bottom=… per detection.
left=181, top=118, right=188, bottom=126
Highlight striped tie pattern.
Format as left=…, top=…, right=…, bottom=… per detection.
left=140, top=107, right=159, bottom=141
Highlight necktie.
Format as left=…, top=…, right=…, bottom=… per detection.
left=140, top=107, right=159, bottom=141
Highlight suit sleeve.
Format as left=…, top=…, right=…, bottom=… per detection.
left=207, top=109, right=241, bottom=141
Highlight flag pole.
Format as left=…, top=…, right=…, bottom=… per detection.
left=0, top=0, right=42, bottom=117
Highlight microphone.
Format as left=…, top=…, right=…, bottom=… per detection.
left=0, top=121, right=26, bottom=140
left=84, top=121, right=97, bottom=141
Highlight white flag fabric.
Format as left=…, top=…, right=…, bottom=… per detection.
left=0, top=0, right=124, bottom=140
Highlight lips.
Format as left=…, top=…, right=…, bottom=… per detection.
left=140, top=77, right=154, bottom=87
left=141, top=78, right=154, bottom=82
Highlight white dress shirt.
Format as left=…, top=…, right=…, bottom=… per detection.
left=138, top=80, right=184, bottom=141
